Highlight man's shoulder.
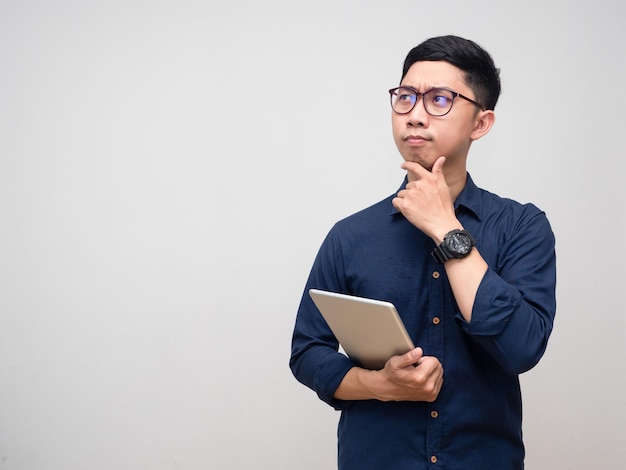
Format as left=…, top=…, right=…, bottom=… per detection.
left=472, top=183, right=546, bottom=220
left=335, top=192, right=396, bottom=227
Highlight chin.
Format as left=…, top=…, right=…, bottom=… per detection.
left=403, top=155, right=434, bottom=171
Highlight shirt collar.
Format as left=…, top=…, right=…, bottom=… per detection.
left=389, top=172, right=482, bottom=222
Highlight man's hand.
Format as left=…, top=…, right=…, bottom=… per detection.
left=334, top=347, right=444, bottom=402
left=376, top=347, right=444, bottom=402
left=392, top=156, right=460, bottom=242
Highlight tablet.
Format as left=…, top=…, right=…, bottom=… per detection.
left=309, top=289, right=415, bottom=370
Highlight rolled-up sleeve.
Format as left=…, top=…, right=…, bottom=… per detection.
left=458, top=207, right=557, bottom=374
left=290, top=228, right=356, bottom=409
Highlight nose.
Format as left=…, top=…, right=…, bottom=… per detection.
left=407, top=95, right=429, bottom=127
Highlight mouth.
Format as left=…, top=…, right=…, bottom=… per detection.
left=404, top=134, right=430, bottom=145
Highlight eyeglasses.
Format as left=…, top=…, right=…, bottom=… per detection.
left=388, top=86, right=485, bottom=117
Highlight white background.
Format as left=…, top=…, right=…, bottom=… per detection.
left=1, top=1, right=624, bottom=468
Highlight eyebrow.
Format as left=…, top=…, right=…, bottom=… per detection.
left=399, top=84, right=456, bottom=93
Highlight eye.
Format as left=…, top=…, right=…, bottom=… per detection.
left=398, top=92, right=415, bottom=103
left=431, top=93, right=451, bottom=108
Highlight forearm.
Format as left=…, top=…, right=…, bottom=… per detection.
left=444, top=248, right=488, bottom=322
left=334, top=367, right=383, bottom=401
left=334, top=351, right=444, bottom=402
left=430, top=222, right=488, bottom=323
left=334, top=367, right=416, bottom=402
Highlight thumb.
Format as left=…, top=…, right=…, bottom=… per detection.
left=432, top=156, right=446, bottom=176
left=399, top=347, right=424, bottom=367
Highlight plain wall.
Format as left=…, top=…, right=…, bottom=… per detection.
left=1, top=0, right=624, bottom=468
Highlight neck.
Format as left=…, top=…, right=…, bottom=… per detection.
left=445, top=169, right=468, bottom=201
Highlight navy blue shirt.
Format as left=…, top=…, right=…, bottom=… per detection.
left=290, top=174, right=557, bottom=470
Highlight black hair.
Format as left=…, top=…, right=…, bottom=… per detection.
left=402, top=35, right=501, bottom=110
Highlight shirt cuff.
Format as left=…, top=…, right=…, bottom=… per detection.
left=460, top=268, right=522, bottom=336
left=314, top=355, right=356, bottom=410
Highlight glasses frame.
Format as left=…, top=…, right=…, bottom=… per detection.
left=388, top=86, right=486, bottom=117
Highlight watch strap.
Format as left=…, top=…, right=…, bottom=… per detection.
left=431, top=243, right=452, bottom=264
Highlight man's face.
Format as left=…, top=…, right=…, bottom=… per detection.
left=391, top=61, right=484, bottom=172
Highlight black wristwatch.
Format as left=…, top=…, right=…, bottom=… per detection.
left=431, top=229, right=475, bottom=264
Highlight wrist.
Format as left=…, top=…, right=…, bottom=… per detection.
left=431, top=228, right=475, bottom=264
left=432, top=222, right=463, bottom=245
left=358, top=368, right=393, bottom=402
left=336, top=367, right=388, bottom=401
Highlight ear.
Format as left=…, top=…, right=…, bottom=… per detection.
left=470, top=110, right=495, bottom=142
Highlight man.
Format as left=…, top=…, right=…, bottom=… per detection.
left=290, top=35, right=556, bottom=469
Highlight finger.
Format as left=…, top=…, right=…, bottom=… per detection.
left=420, top=356, right=443, bottom=376
left=387, top=347, right=420, bottom=369
left=396, top=347, right=423, bottom=368
left=401, top=161, right=429, bottom=181
left=391, top=196, right=402, bottom=212
left=391, top=189, right=409, bottom=212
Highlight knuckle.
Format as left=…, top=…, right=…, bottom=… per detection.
left=425, top=394, right=438, bottom=403
left=412, top=374, right=428, bottom=388
left=424, top=383, right=439, bottom=402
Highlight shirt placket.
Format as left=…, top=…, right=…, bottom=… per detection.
left=426, top=265, right=445, bottom=467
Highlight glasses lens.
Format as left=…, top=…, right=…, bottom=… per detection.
left=423, top=89, right=455, bottom=116
left=390, top=87, right=417, bottom=114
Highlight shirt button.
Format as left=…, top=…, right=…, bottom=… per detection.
left=432, top=317, right=441, bottom=325
left=431, top=455, right=438, bottom=463
left=431, top=410, right=439, bottom=418
left=432, top=271, right=440, bottom=279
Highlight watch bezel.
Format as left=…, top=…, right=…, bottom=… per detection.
left=445, top=230, right=474, bottom=256
left=431, top=229, right=475, bottom=264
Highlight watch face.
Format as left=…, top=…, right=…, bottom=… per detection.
left=448, top=233, right=472, bottom=255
